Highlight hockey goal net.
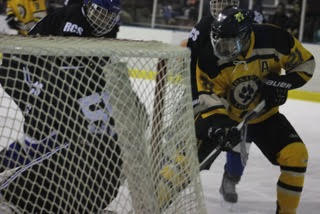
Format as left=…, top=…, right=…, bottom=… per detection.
left=0, top=35, right=206, bottom=214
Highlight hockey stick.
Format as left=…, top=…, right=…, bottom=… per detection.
left=0, top=143, right=69, bottom=191
left=199, top=100, right=266, bottom=171
left=238, top=100, right=266, bottom=167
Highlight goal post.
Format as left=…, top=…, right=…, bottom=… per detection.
left=0, top=35, right=206, bottom=214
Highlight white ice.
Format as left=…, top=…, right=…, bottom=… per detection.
left=1, top=86, right=319, bottom=213
left=202, top=98, right=320, bottom=214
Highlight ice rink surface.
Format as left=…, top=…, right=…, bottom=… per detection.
left=1, top=85, right=319, bottom=213
left=201, top=99, right=320, bottom=214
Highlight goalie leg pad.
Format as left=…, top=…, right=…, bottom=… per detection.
left=276, top=142, right=308, bottom=214
left=156, top=154, right=191, bottom=209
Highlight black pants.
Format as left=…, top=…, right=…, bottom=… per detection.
left=197, top=112, right=303, bottom=168
left=247, top=112, right=303, bottom=165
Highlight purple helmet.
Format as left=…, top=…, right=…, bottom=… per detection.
left=83, top=0, right=120, bottom=36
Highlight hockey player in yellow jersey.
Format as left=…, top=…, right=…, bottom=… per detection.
left=6, top=0, right=47, bottom=35
left=185, top=0, right=265, bottom=204
left=193, top=6, right=315, bottom=213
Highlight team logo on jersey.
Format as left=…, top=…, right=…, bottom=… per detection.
left=78, top=91, right=116, bottom=137
left=189, top=28, right=200, bottom=41
left=229, top=75, right=259, bottom=109
left=63, top=22, right=84, bottom=35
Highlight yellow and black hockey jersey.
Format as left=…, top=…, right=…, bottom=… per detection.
left=191, top=23, right=315, bottom=125
left=6, top=0, right=47, bottom=35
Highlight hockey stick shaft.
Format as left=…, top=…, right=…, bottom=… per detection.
left=199, top=145, right=223, bottom=171
left=0, top=143, right=69, bottom=190
left=236, top=100, right=266, bottom=130
left=238, top=100, right=266, bottom=166
left=199, top=100, right=266, bottom=171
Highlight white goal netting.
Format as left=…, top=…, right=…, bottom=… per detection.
left=0, top=35, right=206, bottom=214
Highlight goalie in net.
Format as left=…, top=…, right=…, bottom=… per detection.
left=0, top=0, right=131, bottom=213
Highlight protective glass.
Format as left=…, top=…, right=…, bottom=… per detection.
left=86, top=2, right=119, bottom=36
left=210, top=0, right=240, bottom=17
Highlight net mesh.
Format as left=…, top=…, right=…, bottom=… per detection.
left=0, top=35, right=206, bottom=214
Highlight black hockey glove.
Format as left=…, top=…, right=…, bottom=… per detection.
left=260, top=73, right=292, bottom=108
left=6, top=14, right=24, bottom=31
left=208, top=126, right=241, bottom=152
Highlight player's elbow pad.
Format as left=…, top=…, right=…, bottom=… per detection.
left=285, top=58, right=316, bottom=89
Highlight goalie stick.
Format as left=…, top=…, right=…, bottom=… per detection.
left=199, top=100, right=266, bottom=171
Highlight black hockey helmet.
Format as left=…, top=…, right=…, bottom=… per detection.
left=210, top=7, right=253, bottom=60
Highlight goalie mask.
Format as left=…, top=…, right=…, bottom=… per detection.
left=210, top=7, right=253, bottom=61
left=83, top=0, right=120, bottom=36
left=210, top=0, right=239, bottom=17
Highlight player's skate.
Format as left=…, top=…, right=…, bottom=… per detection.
left=219, top=171, right=240, bottom=203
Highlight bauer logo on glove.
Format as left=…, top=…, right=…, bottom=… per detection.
left=263, top=79, right=292, bottom=89
left=260, top=73, right=292, bottom=108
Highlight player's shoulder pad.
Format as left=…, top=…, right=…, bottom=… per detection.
left=252, top=23, right=294, bottom=55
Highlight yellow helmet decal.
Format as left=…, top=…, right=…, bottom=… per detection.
left=234, top=12, right=244, bottom=22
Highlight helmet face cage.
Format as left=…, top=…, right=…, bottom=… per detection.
left=210, top=7, right=252, bottom=61
left=85, top=1, right=119, bottom=36
left=210, top=0, right=240, bottom=17
left=210, top=30, right=250, bottom=61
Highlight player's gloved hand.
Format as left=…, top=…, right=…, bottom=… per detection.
left=208, top=126, right=241, bottom=151
left=260, top=73, right=292, bottom=108
left=6, top=14, right=24, bottom=31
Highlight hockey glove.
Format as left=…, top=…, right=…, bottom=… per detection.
left=260, top=73, right=292, bottom=108
left=208, top=126, right=241, bottom=152
left=6, top=14, right=24, bottom=31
